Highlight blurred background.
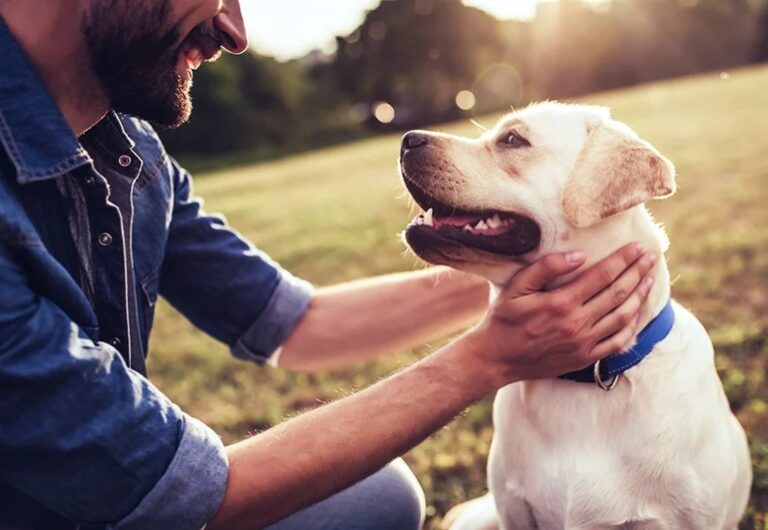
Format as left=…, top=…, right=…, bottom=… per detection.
left=150, top=1, right=768, bottom=528
left=163, top=0, right=766, bottom=168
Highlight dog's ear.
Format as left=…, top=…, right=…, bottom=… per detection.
left=562, top=121, right=676, bottom=228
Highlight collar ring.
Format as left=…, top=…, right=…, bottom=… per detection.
left=593, top=359, right=620, bottom=391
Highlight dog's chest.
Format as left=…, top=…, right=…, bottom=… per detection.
left=488, top=314, right=734, bottom=528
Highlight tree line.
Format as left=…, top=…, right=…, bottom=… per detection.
left=161, top=0, right=768, bottom=159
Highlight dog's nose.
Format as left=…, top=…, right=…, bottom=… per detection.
left=402, top=131, right=429, bottom=152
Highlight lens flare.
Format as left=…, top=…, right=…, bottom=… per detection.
left=373, top=102, right=396, bottom=124
left=456, top=90, right=477, bottom=111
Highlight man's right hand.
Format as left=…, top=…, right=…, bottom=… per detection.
left=460, top=243, right=658, bottom=389
left=207, top=243, right=658, bottom=530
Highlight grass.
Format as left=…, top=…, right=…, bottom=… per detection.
left=149, top=65, right=768, bottom=528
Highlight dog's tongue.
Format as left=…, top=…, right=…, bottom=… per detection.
left=434, top=211, right=518, bottom=237
left=434, top=214, right=480, bottom=227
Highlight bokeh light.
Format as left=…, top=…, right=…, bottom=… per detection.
left=373, top=102, right=396, bottom=124
left=456, top=90, right=477, bottom=111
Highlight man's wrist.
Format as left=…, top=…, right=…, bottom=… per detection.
left=430, top=330, right=510, bottom=401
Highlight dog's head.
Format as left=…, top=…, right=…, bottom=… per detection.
left=400, top=102, right=676, bottom=284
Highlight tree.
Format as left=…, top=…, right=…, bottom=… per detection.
left=756, top=1, right=768, bottom=62
left=333, top=0, right=512, bottom=127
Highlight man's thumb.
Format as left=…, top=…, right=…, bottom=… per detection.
left=503, top=251, right=586, bottom=297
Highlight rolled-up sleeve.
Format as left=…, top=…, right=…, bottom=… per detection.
left=0, top=245, right=228, bottom=529
left=159, top=158, right=313, bottom=364
left=114, top=416, right=228, bottom=530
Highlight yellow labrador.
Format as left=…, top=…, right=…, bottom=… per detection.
left=399, top=102, right=751, bottom=530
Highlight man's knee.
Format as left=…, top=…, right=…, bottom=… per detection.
left=369, top=459, right=426, bottom=530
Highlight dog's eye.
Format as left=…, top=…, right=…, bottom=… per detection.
left=499, top=132, right=530, bottom=148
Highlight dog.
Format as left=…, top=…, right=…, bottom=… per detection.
left=398, top=102, right=752, bottom=529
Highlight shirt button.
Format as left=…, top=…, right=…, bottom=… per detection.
left=109, top=337, right=122, bottom=349
left=118, top=155, right=132, bottom=168
left=84, top=175, right=96, bottom=186
left=97, top=232, right=114, bottom=247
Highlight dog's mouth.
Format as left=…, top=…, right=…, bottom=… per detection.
left=404, top=181, right=541, bottom=258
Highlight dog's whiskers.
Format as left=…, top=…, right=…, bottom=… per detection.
left=471, top=119, right=488, bottom=133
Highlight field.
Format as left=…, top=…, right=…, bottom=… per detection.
left=150, top=66, right=768, bottom=528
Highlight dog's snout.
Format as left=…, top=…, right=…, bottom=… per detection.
left=402, top=131, right=429, bottom=152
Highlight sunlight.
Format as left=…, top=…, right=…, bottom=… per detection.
left=463, top=0, right=541, bottom=20
left=242, top=0, right=548, bottom=60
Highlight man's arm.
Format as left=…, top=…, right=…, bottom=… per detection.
left=0, top=244, right=228, bottom=530
left=278, top=267, right=489, bottom=372
left=158, top=157, right=484, bottom=371
left=208, top=244, right=656, bottom=530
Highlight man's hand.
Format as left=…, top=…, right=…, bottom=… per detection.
left=207, top=244, right=657, bottom=530
left=463, top=243, right=657, bottom=387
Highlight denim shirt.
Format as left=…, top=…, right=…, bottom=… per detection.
left=0, top=18, right=313, bottom=530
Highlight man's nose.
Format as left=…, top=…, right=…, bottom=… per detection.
left=401, top=131, right=430, bottom=153
left=214, top=1, right=249, bottom=55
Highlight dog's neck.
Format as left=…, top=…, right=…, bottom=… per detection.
left=557, top=207, right=671, bottom=336
left=491, top=206, right=671, bottom=349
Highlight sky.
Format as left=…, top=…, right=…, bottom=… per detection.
left=242, top=0, right=542, bottom=61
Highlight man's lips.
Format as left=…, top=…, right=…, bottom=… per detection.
left=179, top=26, right=223, bottom=72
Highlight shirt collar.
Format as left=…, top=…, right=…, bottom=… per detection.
left=0, top=16, right=92, bottom=183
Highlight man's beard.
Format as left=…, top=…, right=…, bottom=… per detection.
left=82, top=0, right=215, bottom=128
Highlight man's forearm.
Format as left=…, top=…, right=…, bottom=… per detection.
left=208, top=246, right=655, bottom=530
left=207, top=335, right=493, bottom=530
left=279, top=267, right=489, bottom=371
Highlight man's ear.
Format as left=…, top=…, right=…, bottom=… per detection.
left=562, top=121, right=676, bottom=228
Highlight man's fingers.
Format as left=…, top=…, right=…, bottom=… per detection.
left=503, top=251, right=586, bottom=298
left=566, top=243, right=646, bottom=303
left=585, top=254, right=657, bottom=322
left=590, top=276, right=651, bottom=340
left=589, top=313, right=641, bottom=361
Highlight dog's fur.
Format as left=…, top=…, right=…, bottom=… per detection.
left=399, top=102, right=751, bottom=529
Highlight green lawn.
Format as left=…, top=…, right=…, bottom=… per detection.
left=150, top=65, right=768, bottom=528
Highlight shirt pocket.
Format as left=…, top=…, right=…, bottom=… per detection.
left=137, top=267, right=160, bottom=354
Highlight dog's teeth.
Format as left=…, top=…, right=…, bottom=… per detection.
left=424, top=208, right=434, bottom=227
left=463, top=224, right=473, bottom=232
left=488, top=215, right=501, bottom=229
left=415, top=216, right=423, bottom=226
left=476, top=220, right=488, bottom=230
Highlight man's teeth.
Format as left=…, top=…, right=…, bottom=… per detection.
left=185, top=48, right=204, bottom=70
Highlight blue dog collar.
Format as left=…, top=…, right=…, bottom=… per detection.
left=560, top=300, right=675, bottom=390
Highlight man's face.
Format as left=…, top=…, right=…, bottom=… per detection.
left=82, top=0, right=247, bottom=128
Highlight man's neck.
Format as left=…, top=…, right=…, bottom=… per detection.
left=1, top=1, right=108, bottom=136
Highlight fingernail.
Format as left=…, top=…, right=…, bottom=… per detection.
left=642, top=276, right=654, bottom=292
left=566, top=251, right=586, bottom=264
left=632, top=243, right=644, bottom=257
left=644, top=253, right=658, bottom=266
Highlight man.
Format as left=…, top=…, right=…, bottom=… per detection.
left=0, top=1, right=657, bottom=529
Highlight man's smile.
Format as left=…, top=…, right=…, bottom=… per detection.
left=176, top=24, right=223, bottom=78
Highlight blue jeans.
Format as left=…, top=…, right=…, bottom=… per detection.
left=266, top=459, right=426, bottom=530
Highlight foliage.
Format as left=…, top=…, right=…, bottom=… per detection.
left=150, top=66, right=768, bottom=528
left=332, top=0, right=510, bottom=126
left=163, top=0, right=766, bottom=159
left=160, top=53, right=364, bottom=158
left=756, top=1, right=768, bottom=62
